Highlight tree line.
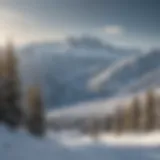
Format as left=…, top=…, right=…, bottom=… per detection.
left=87, top=90, right=160, bottom=136
left=0, top=42, right=45, bottom=137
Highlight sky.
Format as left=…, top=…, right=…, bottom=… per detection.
left=0, top=0, right=159, bottom=50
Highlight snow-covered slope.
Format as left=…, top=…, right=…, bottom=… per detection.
left=119, top=68, right=160, bottom=94
left=47, top=96, right=126, bottom=119
left=48, top=88, right=160, bottom=124
left=0, top=125, right=63, bottom=160
left=89, top=50, right=160, bottom=96
left=1, top=125, right=160, bottom=160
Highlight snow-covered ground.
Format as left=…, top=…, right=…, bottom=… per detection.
left=1, top=125, right=160, bottom=160
left=99, top=132, right=160, bottom=147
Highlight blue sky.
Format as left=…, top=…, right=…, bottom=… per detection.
left=0, top=0, right=159, bottom=49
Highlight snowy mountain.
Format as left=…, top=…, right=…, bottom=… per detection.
left=47, top=49, right=160, bottom=125
left=19, top=36, right=141, bottom=108
left=89, top=50, right=160, bottom=96
left=119, top=68, right=160, bottom=95
left=17, top=35, right=160, bottom=115
left=20, top=36, right=141, bottom=58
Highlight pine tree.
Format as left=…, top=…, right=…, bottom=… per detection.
left=144, top=90, right=156, bottom=131
left=130, top=97, right=141, bottom=131
left=27, top=87, right=45, bottom=136
left=0, top=55, right=5, bottom=77
left=113, top=107, right=124, bottom=134
left=123, top=107, right=132, bottom=132
left=88, top=118, right=99, bottom=139
left=0, top=56, right=5, bottom=122
left=3, top=42, right=22, bottom=128
left=156, top=96, right=160, bottom=129
left=104, top=114, right=114, bottom=132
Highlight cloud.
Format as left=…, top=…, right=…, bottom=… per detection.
left=103, top=25, right=124, bottom=35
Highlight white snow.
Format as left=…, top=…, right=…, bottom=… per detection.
left=88, top=57, right=135, bottom=91
left=47, top=97, right=124, bottom=119
left=48, top=130, right=93, bottom=147
left=99, top=132, right=160, bottom=147
left=49, top=130, right=160, bottom=148
left=1, top=125, right=160, bottom=160
left=48, top=87, right=160, bottom=121
left=47, top=92, right=140, bottom=119
left=0, top=125, right=65, bottom=160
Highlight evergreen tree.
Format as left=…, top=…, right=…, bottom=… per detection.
left=113, top=107, right=124, bottom=134
left=27, top=87, right=45, bottom=136
left=156, top=96, right=160, bottom=129
left=123, top=107, right=132, bottom=132
left=144, top=90, right=156, bottom=131
left=88, top=118, right=99, bottom=138
left=0, top=56, right=5, bottom=122
left=130, top=97, right=141, bottom=131
left=104, top=114, right=114, bottom=132
left=3, top=42, right=22, bottom=128
left=0, top=55, right=5, bottom=77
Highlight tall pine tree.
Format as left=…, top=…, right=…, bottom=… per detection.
left=113, top=107, right=124, bottom=134
left=130, top=97, right=141, bottom=131
left=104, top=114, right=114, bottom=132
left=27, top=87, right=45, bottom=136
left=156, top=96, right=160, bottom=129
left=123, top=106, right=132, bottom=132
left=144, top=90, right=156, bottom=131
left=0, top=55, right=6, bottom=122
left=3, top=42, right=22, bottom=128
